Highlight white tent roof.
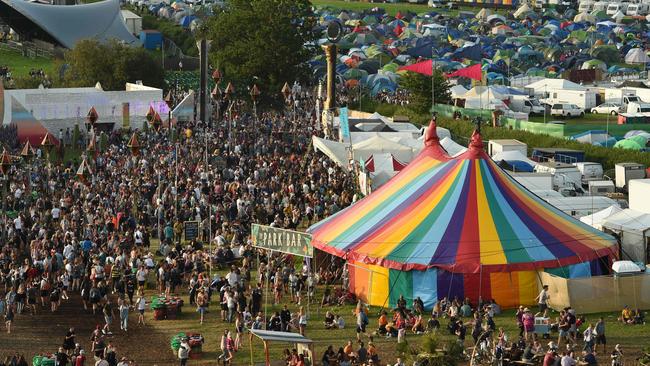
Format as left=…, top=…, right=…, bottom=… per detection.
left=440, top=136, right=467, bottom=157
left=365, top=153, right=403, bottom=173
left=0, top=0, right=139, bottom=48
left=313, top=135, right=418, bottom=170
left=513, top=3, right=532, bottom=19
left=450, top=84, right=469, bottom=99
left=352, top=135, right=417, bottom=163
left=611, top=10, right=625, bottom=20
left=602, top=209, right=650, bottom=232
left=574, top=12, right=595, bottom=23
left=580, top=205, right=624, bottom=230
left=624, top=48, right=650, bottom=65
left=312, top=136, right=349, bottom=170
left=491, top=150, right=538, bottom=167
left=525, top=78, right=587, bottom=91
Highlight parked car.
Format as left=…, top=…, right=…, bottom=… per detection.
left=428, top=0, right=443, bottom=7
left=590, top=103, right=621, bottom=115
left=550, top=103, right=585, bottom=117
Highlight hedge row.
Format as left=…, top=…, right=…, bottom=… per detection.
left=350, top=100, right=650, bottom=171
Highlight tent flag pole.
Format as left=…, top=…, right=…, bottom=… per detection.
left=479, top=264, right=483, bottom=305
left=432, top=48, right=436, bottom=109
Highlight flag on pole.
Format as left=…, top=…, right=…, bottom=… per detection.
left=398, top=59, right=433, bottom=76
left=445, top=63, right=482, bottom=81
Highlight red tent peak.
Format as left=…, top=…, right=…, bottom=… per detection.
left=424, top=118, right=440, bottom=147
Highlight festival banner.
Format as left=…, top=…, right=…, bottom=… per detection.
left=251, top=224, right=313, bottom=257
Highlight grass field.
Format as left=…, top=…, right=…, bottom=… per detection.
left=4, top=236, right=650, bottom=365
left=139, top=241, right=650, bottom=366
left=0, top=47, right=57, bottom=80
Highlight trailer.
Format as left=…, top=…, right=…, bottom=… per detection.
left=615, top=163, right=646, bottom=190
left=534, top=162, right=583, bottom=191
left=573, top=162, right=604, bottom=185
left=629, top=179, right=650, bottom=214
left=588, top=180, right=615, bottom=196
left=488, top=139, right=528, bottom=158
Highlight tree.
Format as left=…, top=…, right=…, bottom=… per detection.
left=203, top=0, right=316, bottom=105
left=63, top=39, right=164, bottom=90
left=399, top=70, right=451, bottom=116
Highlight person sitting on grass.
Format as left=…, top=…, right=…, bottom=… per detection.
left=460, top=299, right=472, bottom=318
left=633, top=308, right=645, bottom=324
left=324, top=311, right=336, bottom=329
left=619, top=306, right=633, bottom=324
left=411, top=314, right=425, bottom=334
left=427, top=314, right=440, bottom=332
left=336, top=314, right=345, bottom=329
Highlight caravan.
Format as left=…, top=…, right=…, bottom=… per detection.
left=534, top=162, right=583, bottom=192
left=627, top=2, right=650, bottom=15
left=573, top=162, right=604, bottom=184
left=607, top=2, right=630, bottom=15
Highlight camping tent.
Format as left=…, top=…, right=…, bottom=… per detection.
left=625, top=48, right=650, bottom=65
left=308, top=127, right=617, bottom=309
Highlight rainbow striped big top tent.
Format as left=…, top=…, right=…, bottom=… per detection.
left=308, top=120, right=617, bottom=309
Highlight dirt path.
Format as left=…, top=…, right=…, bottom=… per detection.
left=0, top=294, right=176, bottom=365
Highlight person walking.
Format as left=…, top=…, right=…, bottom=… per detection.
left=136, top=292, right=146, bottom=326
left=196, top=288, right=207, bottom=324
left=178, top=338, right=190, bottom=366
left=119, top=299, right=129, bottom=332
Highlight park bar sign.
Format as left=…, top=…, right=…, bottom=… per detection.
left=251, top=224, right=313, bottom=257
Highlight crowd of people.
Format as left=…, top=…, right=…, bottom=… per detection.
left=0, top=81, right=645, bottom=366
left=0, top=85, right=360, bottom=365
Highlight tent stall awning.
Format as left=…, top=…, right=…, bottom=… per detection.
left=249, top=329, right=314, bottom=344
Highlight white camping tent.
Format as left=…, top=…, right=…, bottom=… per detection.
left=450, top=84, right=469, bottom=99
left=625, top=48, right=650, bottom=65
left=580, top=205, right=624, bottom=230
left=513, top=3, right=532, bottom=19
left=440, top=136, right=467, bottom=157
left=602, top=209, right=650, bottom=263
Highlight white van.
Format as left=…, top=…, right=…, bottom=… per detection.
left=573, top=162, right=604, bottom=185
left=579, top=1, right=595, bottom=12
left=627, top=3, right=649, bottom=15
left=607, top=2, right=630, bottom=15
left=593, top=1, right=609, bottom=11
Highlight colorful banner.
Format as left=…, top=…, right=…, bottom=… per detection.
left=122, top=102, right=130, bottom=129
left=339, top=107, right=350, bottom=142
left=251, top=224, right=313, bottom=257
